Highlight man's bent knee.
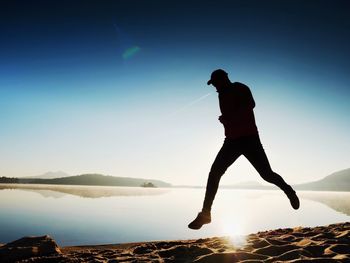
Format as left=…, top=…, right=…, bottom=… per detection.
left=259, top=170, right=279, bottom=183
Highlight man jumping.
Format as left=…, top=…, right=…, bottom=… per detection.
left=188, top=69, right=300, bottom=230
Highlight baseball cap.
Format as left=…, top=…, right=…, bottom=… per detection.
left=207, top=69, right=228, bottom=85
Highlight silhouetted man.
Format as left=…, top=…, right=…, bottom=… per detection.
left=188, top=69, right=300, bottom=230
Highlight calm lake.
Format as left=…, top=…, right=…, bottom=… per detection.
left=1, top=184, right=350, bottom=246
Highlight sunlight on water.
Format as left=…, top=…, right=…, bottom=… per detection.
left=220, top=221, right=247, bottom=248
left=221, top=221, right=245, bottom=237
left=216, top=205, right=248, bottom=248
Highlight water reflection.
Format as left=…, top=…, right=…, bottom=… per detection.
left=1, top=185, right=350, bottom=217
left=0, top=184, right=170, bottom=198
left=0, top=186, right=350, bottom=246
left=299, top=191, right=350, bottom=216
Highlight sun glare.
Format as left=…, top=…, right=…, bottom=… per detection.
left=219, top=217, right=247, bottom=248
left=223, top=222, right=244, bottom=236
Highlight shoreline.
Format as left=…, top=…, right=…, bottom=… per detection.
left=1, top=222, right=350, bottom=262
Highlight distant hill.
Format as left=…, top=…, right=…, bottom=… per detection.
left=24, top=171, right=71, bottom=179
left=219, top=168, right=350, bottom=192
left=17, top=173, right=171, bottom=188
left=3, top=168, right=350, bottom=191
left=295, top=168, right=350, bottom=191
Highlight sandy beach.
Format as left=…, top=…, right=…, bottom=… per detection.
left=1, top=222, right=350, bottom=262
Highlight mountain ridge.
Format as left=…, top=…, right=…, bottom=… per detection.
left=24, top=171, right=71, bottom=179
left=17, top=173, right=171, bottom=188
left=1, top=168, right=349, bottom=191
left=294, top=168, right=350, bottom=191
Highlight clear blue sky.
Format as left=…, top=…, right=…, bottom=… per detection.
left=1, top=0, right=349, bottom=185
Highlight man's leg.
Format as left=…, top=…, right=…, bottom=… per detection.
left=202, top=140, right=241, bottom=213
left=242, top=136, right=300, bottom=209
left=188, top=139, right=241, bottom=229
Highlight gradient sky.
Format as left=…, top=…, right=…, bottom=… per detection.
left=1, top=0, right=349, bottom=185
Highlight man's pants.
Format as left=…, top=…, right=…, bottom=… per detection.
left=202, top=135, right=294, bottom=213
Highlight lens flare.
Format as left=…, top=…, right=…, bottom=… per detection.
left=113, top=21, right=141, bottom=60
left=168, top=92, right=212, bottom=117
left=122, top=46, right=141, bottom=59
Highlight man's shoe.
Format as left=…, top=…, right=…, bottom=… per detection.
left=287, top=191, right=300, bottom=210
left=188, top=211, right=211, bottom=230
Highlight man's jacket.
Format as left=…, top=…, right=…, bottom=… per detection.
left=218, top=82, right=258, bottom=139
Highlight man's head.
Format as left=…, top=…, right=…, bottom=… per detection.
left=207, top=69, right=230, bottom=90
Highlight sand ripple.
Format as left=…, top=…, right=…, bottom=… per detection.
left=3, top=222, right=350, bottom=262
